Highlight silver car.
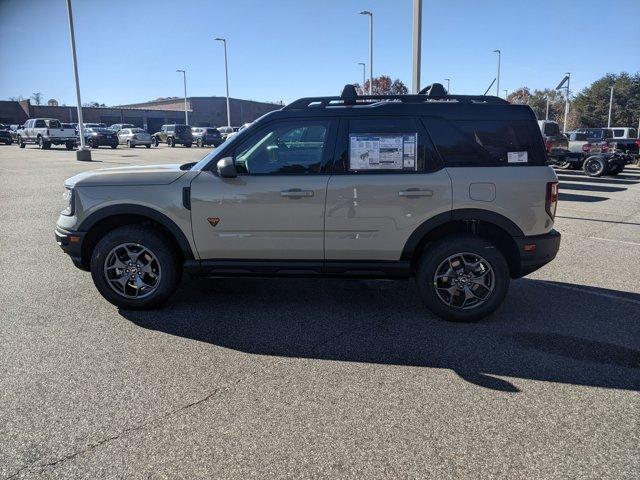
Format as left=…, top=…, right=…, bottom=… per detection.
left=118, top=128, right=152, bottom=148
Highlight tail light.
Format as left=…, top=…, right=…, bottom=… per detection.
left=46, top=129, right=50, bottom=136
left=545, top=140, right=553, bottom=152
left=582, top=143, right=591, bottom=153
left=635, top=139, right=640, bottom=149
left=546, top=182, right=559, bottom=220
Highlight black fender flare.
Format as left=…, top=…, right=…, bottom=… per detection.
left=400, top=208, right=524, bottom=261
left=78, top=204, right=195, bottom=260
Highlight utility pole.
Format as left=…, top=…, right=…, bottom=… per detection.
left=176, top=69, right=188, bottom=124
left=503, top=89, right=508, bottom=99
left=411, top=0, right=422, bottom=94
left=215, top=37, right=231, bottom=127
left=545, top=97, right=550, bottom=120
left=607, top=86, right=614, bottom=128
left=444, top=78, right=450, bottom=93
left=493, top=49, right=501, bottom=97
left=358, top=62, right=366, bottom=89
left=65, top=0, right=90, bottom=160
left=563, top=72, right=570, bottom=132
left=359, top=11, right=373, bottom=94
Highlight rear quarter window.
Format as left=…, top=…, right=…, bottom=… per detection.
left=422, top=117, right=547, bottom=167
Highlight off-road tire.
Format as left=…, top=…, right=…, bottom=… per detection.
left=583, top=156, right=607, bottom=177
left=90, top=226, right=180, bottom=310
left=415, top=235, right=510, bottom=322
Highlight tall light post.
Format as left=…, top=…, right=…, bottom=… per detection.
left=357, top=62, right=366, bottom=89
left=493, top=49, right=501, bottom=97
left=411, top=0, right=422, bottom=94
left=359, top=11, right=373, bottom=94
left=503, top=89, right=508, bottom=99
left=444, top=78, right=450, bottom=93
left=215, top=37, right=231, bottom=127
left=65, top=0, right=90, bottom=161
left=176, top=69, right=188, bottom=125
left=607, top=86, right=614, bottom=128
left=555, top=72, right=571, bottom=132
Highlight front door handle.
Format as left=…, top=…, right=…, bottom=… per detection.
left=398, top=189, right=433, bottom=198
left=281, top=189, right=314, bottom=198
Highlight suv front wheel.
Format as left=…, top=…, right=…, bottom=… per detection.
left=415, top=235, right=510, bottom=322
left=90, top=226, right=180, bottom=310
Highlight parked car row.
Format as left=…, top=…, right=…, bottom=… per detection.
left=540, top=120, right=640, bottom=177
left=2, top=118, right=251, bottom=150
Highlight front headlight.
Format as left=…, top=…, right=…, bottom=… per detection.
left=61, top=187, right=74, bottom=216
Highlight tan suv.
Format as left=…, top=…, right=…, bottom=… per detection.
left=55, top=84, right=561, bottom=322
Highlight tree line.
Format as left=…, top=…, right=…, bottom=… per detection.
left=507, top=72, right=640, bottom=130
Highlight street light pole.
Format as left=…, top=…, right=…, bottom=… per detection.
left=607, top=86, right=614, bottom=128
left=360, top=11, right=373, bottom=94
left=411, top=0, right=422, bottom=94
left=444, top=78, right=450, bottom=93
left=563, top=72, right=570, bottom=132
left=545, top=97, right=550, bottom=120
left=176, top=69, right=188, bottom=125
left=215, top=37, right=231, bottom=127
left=65, top=0, right=90, bottom=161
left=493, top=49, right=501, bottom=97
left=357, top=62, right=366, bottom=90
left=503, top=89, right=508, bottom=99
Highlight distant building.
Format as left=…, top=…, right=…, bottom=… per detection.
left=0, top=96, right=281, bottom=132
left=47, top=99, right=59, bottom=107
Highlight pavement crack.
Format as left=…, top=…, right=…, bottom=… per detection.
left=4, top=368, right=260, bottom=479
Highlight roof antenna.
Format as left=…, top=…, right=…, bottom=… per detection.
left=341, top=84, right=358, bottom=105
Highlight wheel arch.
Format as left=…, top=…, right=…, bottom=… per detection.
left=78, top=205, right=195, bottom=270
left=401, top=209, right=523, bottom=277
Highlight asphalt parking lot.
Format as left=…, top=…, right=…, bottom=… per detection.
left=1, top=144, right=638, bottom=479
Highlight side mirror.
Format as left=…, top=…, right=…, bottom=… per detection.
left=217, top=157, right=237, bottom=178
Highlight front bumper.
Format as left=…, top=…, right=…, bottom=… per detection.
left=512, top=229, right=561, bottom=278
left=55, top=227, right=87, bottom=270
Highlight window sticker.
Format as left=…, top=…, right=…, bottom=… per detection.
left=349, top=133, right=418, bottom=171
left=507, top=151, right=528, bottom=163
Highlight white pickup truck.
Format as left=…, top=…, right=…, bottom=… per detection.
left=18, top=118, right=77, bottom=150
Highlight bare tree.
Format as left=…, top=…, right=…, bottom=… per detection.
left=31, top=92, right=43, bottom=105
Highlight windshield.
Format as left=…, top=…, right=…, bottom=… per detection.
left=131, top=128, right=145, bottom=133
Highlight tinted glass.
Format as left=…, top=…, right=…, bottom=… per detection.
left=34, top=120, right=46, bottom=128
left=543, top=122, right=560, bottom=136
left=175, top=125, right=190, bottom=134
left=613, top=129, right=624, bottom=137
left=423, top=118, right=547, bottom=166
left=234, top=121, right=330, bottom=175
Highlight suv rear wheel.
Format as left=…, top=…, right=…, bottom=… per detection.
left=90, top=226, right=180, bottom=309
left=415, top=235, right=510, bottom=322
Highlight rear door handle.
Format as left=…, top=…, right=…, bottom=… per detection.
left=281, top=189, right=314, bottom=198
left=398, top=189, right=433, bottom=197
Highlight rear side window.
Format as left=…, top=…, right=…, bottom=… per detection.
left=543, top=122, right=560, bottom=136
left=34, top=120, right=46, bottom=128
left=423, top=117, right=547, bottom=167
left=175, top=125, right=190, bottom=134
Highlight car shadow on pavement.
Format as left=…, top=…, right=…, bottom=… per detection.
left=121, top=277, right=640, bottom=393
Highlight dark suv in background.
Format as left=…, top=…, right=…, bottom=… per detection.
left=191, top=127, right=223, bottom=147
left=152, top=124, right=193, bottom=147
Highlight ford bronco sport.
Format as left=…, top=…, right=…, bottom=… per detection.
left=55, top=84, right=561, bottom=322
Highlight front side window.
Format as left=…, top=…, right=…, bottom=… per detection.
left=234, top=121, right=330, bottom=175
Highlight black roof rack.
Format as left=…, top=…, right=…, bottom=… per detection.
left=284, top=83, right=509, bottom=110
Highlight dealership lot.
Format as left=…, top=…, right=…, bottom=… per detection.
left=1, top=146, right=639, bottom=478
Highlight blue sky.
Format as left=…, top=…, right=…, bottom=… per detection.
left=1, top=0, right=639, bottom=106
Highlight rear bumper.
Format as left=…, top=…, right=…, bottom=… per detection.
left=55, top=227, right=86, bottom=270
left=512, top=229, right=561, bottom=278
